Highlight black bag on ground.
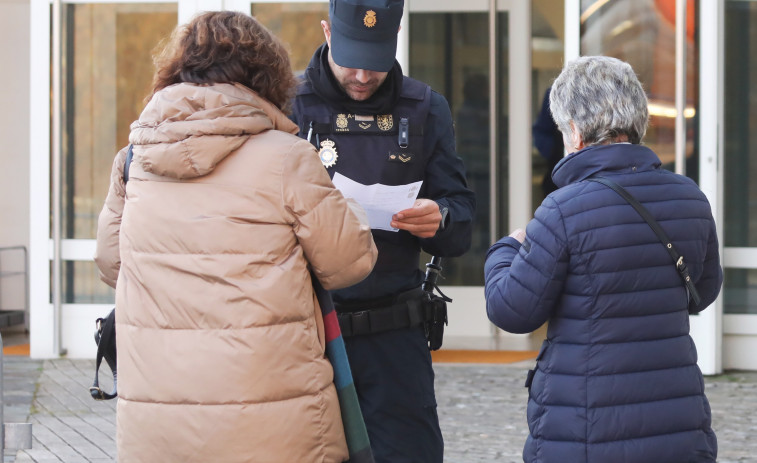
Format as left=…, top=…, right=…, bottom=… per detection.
left=90, top=308, right=117, bottom=400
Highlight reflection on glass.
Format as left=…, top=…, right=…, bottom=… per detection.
left=59, top=4, right=176, bottom=304
left=252, top=3, right=329, bottom=75
left=62, top=260, right=115, bottom=304
left=724, top=1, right=757, bottom=249
left=580, top=0, right=699, bottom=179
left=60, top=3, right=176, bottom=241
left=532, top=0, right=565, bottom=209
left=409, top=12, right=506, bottom=286
left=724, top=269, right=757, bottom=315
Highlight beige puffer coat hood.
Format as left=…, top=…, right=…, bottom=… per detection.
left=94, top=82, right=377, bottom=463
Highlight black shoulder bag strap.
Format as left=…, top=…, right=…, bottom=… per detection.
left=587, top=176, right=701, bottom=307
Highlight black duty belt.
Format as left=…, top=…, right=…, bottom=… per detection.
left=336, top=289, right=428, bottom=337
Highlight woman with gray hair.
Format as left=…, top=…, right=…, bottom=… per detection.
left=484, top=56, right=721, bottom=462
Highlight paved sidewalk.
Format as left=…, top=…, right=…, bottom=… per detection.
left=3, top=358, right=757, bottom=462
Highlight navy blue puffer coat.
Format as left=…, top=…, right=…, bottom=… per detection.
left=484, top=143, right=722, bottom=463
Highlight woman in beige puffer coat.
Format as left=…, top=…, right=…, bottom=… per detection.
left=94, top=11, right=377, bottom=463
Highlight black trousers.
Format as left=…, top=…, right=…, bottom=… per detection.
left=344, top=325, right=443, bottom=463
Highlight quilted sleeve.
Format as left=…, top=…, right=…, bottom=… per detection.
left=484, top=197, right=569, bottom=333
left=689, top=214, right=723, bottom=313
left=282, top=139, right=378, bottom=290
left=94, top=146, right=129, bottom=288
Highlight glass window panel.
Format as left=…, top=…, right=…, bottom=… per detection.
left=579, top=0, right=699, bottom=179
left=58, top=4, right=175, bottom=304
left=63, top=260, right=115, bottom=304
left=724, top=269, right=757, bottom=315
left=724, top=0, right=757, bottom=248
left=60, top=3, right=177, bottom=241
left=532, top=0, right=565, bottom=209
left=251, top=3, right=329, bottom=75
left=409, top=12, right=500, bottom=286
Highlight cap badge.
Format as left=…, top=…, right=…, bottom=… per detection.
left=364, top=10, right=377, bottom=28
left=319, top=139, right=338, bottom=168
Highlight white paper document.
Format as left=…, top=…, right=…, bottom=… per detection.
left=332, top=173, right=423, bottom=232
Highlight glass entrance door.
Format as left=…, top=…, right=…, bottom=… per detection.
left=29, top=0, right=178, bottom=357
left=252, top=0, right=535, bottom=348
left=722, top=0, right=757, bottom=370
left=32, top=0, right=537, bottom=357
left=406, top=0, right=533, bottom=348
left=244, top=0, right=535, bottom=348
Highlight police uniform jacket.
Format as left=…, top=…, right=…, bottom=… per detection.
left=484, top=143, right=721, bottom=462
left=292, top=44, right=475, bottom=304
left=94, top=82, right=378, bottom=462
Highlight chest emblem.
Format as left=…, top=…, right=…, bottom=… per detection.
left=377, top=114, right=393, bottom=131
left=336, top=114, right=349, bottom=130
left=319, top=139, right=338, bottom=168
left=364, top=10, right=377, bottom=28
left=358, top=121, right=373, bottom=130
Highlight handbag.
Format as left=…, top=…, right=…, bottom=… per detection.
left=90, top=145, right=133, bottom=401
left=587, top=176, right=701, bottom=309
left=90, top=308, right=117, bottom=400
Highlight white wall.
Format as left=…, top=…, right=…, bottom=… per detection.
left=0, top=0, right=30, bottom=250
left=0, top=0, right=30, bottom=322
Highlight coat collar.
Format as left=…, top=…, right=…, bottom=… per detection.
left=552, top=143, right=662, bottom=188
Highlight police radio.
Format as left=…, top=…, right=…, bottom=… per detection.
left=422, top=256, right=452, bottom=351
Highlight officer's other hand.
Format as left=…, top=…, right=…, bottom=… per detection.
left=391, top=199, right=443, bottom=238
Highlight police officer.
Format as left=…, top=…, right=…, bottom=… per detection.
left=291, top=1, right=475, bottom=461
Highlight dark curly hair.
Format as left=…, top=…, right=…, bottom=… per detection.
left=151, top=11, right=298, bottom=113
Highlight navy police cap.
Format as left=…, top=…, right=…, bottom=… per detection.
left=329, top=0, right=404, bottom=72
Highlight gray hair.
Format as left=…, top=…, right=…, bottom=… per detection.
left=549, top=56, right=649, bottom=147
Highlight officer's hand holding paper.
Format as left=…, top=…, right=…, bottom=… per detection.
left=332, top=172, right=423, bottom=232
left=391, top=199, right=444, bottom=238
